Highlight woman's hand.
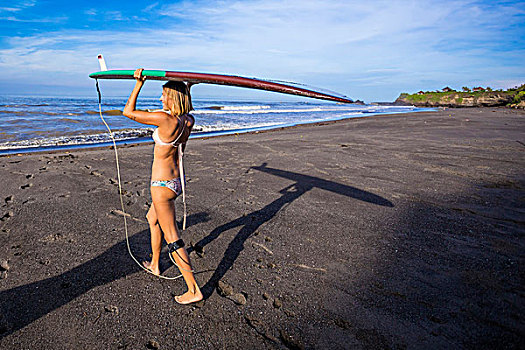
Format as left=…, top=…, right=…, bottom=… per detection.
left=134, top=68, right=146, bottom=82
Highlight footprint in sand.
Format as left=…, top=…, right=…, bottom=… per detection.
left=4, top=195, right=14, bottom=206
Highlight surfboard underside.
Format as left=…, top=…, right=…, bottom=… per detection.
left=89, top=70, right=354, bottom=103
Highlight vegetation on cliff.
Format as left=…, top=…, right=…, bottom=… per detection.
left=396, top=84, right=525, bottom=108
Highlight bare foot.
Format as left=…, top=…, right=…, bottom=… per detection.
left=174, top=288, right=203, bottom=305
left=142, top=261, right=160, bottom=276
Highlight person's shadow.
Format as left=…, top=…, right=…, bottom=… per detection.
left=0, top=231, right=142, bottom=338
left=0, top=212, right=209, bottom=338
left=196, top=163, right=394, bottom=298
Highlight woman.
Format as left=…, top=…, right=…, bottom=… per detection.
left=123, top=68, right=202, bottom=305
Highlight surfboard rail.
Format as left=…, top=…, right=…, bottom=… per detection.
left=89, top=70, right=354, bottom=104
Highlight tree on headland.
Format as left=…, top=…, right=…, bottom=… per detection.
left=462, top=86, right=470, bottom=92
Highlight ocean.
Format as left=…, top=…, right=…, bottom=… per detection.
left=0, top=95, right=430, bottom=154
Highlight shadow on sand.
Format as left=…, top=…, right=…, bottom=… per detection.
left=0, top=212, right=209, bottom=339
left=0, top=164, right=393, bottom=337
left=196, top=162, right=394, bottom=298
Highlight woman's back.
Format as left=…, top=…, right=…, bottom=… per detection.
left=151, top=113, right=194, bottom=181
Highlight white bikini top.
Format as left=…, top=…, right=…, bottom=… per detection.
left=151, top=110, right=187, bottom=147
left=152, top=127, right=185, bottom=147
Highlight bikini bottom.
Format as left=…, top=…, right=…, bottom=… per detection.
left=151, top=178, right=182, bottom=197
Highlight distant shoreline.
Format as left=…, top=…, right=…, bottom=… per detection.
left=395, top=84, right=525, bottom=108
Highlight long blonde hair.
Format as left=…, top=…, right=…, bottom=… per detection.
left=163, top=81, right=193, bottom=117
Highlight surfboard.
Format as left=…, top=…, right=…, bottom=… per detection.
left=89, top=70, right=354, bottom=103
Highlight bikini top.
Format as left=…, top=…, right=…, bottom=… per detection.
left=152, top=127, right=185, bottom=147
left=151, top=110, right=187, bottom=147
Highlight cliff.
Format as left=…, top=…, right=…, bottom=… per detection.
left=395, top=86, right=525, bottom=108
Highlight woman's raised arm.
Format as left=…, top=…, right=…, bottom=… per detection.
left=123, top=69, right=167, bottom=126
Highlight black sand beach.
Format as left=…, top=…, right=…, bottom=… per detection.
left=1, top=108, right=523, bottom=349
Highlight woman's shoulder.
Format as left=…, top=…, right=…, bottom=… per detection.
left=184, top=113, right=195, bottom=128
left=147, top=109, right=172, bottom=121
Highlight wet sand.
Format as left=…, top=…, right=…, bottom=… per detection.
left=1, top=107, right=524, bottom=349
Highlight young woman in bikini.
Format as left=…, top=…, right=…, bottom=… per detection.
left=123, top=68, right=202, bottom=304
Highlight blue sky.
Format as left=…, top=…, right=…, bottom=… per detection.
left=0, top=0, right=524, bottom=102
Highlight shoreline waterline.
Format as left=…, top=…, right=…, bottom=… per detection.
left=0, top=109, right=434, bottom=156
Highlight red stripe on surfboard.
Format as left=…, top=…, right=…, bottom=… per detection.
left=164, top=71, right=353, bottom=103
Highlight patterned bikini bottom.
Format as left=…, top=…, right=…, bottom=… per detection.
left=150, top=178, right=183, bottom=196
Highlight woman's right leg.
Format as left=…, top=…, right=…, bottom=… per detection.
left=144, top=203, right=162, bottom=275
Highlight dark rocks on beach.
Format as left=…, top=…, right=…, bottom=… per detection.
left=58, top=154, right=77, bottom=160
left=19, top=183, right=32, bottom=190
left=146, top=339, right=160, bottom=349
left=283, top=309, right=296, bottom=318
left=273, top=298, right=282, bottom=309
left=1, top=211, right=13, bottom=221
left=262, top=293, right=270, bottom=300
left=0, top=259, right=9, bottom=271
left=4, top=195, right=14, bottom=205
left=228, top=292, right=247, bottom=305
left=216, top=280, right=234, bottom=297
left=21, top=198, right=35, bottom=205
left=104, top=305, right=119, bottom=315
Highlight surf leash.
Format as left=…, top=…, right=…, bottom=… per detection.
left=95, top=79, right=191, bottom=280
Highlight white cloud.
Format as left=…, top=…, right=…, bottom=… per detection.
left=0, top=0, right=36, bottom=13
left=104, top=11, right=125, bottom=21
left=0, top=15, right=67, bottom=23
left=0, top=7, right=23, bottom=12
left=143, top=2, right=159, bottom=13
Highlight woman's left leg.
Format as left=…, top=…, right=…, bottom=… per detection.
left=151, top=186, right=203, bottom=304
